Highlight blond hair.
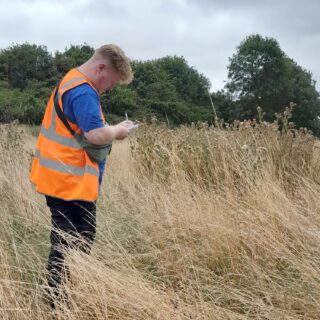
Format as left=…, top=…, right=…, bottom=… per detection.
left=94, top=44, right=133, bottom=84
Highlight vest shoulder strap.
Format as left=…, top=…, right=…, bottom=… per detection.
left=54, top=81, right=76, bottom=136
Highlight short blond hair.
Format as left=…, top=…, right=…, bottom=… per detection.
left=94, top=44, right=133, bottom=84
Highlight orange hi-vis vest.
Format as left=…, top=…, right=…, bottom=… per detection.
left=30, top=68, right=105, bottom=201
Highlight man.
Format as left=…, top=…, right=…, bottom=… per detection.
left=29, top=44, right=133, bottom=307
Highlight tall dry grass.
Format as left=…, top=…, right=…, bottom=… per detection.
left=1, top=116, right=320, bottom=319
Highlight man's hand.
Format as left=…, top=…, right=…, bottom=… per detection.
left=114, top=120, right=134, bottom=140
left=118, top=120, right=134, bottom=128
left=113, top=121, right=129, bottom=140
left=85, top=120, right=135, bottom=144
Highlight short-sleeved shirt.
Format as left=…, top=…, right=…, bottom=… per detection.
left=62, top=83, right=106, bottom=186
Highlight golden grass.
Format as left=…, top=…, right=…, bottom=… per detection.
left=1, top=119, right=320, bottom=319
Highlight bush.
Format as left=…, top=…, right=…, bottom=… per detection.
left=0, top=87, right=45, bottom=124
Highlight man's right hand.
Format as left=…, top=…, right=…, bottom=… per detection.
left=114, top=120, right=134, bottom=140
left=118, top=120, right=134, bottom=128
left=114, top=123, right=130, bottom=140
left=85, top=120, right=134, bottom=145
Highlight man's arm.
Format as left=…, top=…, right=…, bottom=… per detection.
left=84, top=121, right=133, bottom=145
left=64, top=86, right=133, bottom=145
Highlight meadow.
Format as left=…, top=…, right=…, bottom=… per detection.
left=1, top=115, right=320, bottom=319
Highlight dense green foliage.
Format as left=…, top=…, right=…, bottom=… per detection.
left=0, top=37, right=319, bottom=132
left=107, top=57, right=212, bottom=124
left=0, top=43, right=213, bottom=125
left=212, top=34, right=320, bottom=134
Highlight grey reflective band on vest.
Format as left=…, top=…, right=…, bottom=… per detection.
left=34, top=150, right=99, bottom=177
left=60, top=77, right=86, bottom=91
left=40, top=128, right=83, bottom=149
left=40, top=91, right=84, bottom=149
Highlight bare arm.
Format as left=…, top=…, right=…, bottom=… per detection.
left=84, top=121, right=133, bottom=145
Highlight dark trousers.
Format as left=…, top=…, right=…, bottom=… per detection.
left=45, top=195, right=96, bottom=306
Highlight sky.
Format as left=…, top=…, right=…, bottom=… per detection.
left=0, top=0, right=319, bottom=91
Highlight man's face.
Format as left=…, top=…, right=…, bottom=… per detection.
left=97, top=63, right=120, bottom=94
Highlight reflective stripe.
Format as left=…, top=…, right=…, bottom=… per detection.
left=34, top=150, right=99, bottom=177
left=60, top=77, right=86, bottom=91
left=40, top=106, right=83, bottom=148
left=40, top=126, right=82, bottom=149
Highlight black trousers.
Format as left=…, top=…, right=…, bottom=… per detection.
left=45, top=195, right=96, bottom=305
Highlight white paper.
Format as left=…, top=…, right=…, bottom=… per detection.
left=128, top=124, right=139, bottom=134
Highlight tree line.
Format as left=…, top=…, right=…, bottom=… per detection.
left=0, top=34, right=319, bottom=134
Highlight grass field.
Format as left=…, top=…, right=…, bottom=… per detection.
left=1, top=119, right=320, bottom=319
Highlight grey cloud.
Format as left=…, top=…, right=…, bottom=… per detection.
left=0, top=0, right=319, bottom=91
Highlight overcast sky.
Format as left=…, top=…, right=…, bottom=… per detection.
left=0, top=0, right=319, bottom=91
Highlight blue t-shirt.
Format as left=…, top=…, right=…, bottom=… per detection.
left=62, top=83, right=106, bottom=186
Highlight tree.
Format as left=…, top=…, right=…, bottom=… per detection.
left=0, top=43, right=214, bottom=126
left=128, top=57, right=213, bottom=124
left=211, top=90, right=236, bottom=123
left=54, top=44, right=94, bottom=77
left=0, top=43, right=56, bottom=90
left=225, top=34, right=320, bottom=133
left=103, top=84, right=137, bottom=123
left=156, top=56, right=211, bottom=105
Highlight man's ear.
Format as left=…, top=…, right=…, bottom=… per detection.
left=97, top=63, right=106, bottom=74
